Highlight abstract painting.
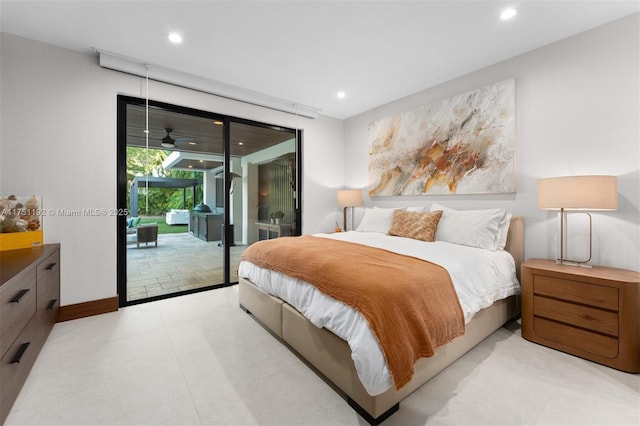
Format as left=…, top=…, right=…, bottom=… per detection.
left=368, top=79, right=516, bottom=196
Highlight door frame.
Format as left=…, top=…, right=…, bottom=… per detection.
left=116, top=95, right=302, bottom=307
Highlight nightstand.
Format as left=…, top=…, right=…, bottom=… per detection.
left=521, top=259, right=640, bottom=373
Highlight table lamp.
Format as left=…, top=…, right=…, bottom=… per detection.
left=538, top=175, right=617, bottom=267
left=337, top=189, right=363, bottom=231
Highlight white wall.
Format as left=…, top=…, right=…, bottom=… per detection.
left=344, top=14, right=640, bottom=271
left=0, top=33, right=344, bottom=306
left=2, top=14, right=638, bottom=308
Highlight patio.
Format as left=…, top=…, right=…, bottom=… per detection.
left=127, top=232, right=245, bottom=302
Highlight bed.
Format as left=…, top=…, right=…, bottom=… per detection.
left=238, top=208, right=524, bottom=424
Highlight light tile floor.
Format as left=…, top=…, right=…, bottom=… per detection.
left=6, top=286, right=640, bottom=425
left=127, top=233, right=246, bottom=301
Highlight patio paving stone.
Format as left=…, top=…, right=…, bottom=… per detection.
left=126, top=232, right=245, bottom=302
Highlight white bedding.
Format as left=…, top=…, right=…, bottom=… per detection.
left=238, top=231, right=520, bottom=396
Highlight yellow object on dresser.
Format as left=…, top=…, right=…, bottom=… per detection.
left=521, top=258, right=640, bottom=373
left=1, top=194, right=44, bottom=251
left=0, top=230, right=44, bottom=251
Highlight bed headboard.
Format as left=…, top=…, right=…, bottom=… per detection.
left=504, top=216, right=524, bottom=281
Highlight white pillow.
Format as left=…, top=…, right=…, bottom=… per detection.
left=355, top=207, right=403, bottom=234
left=429, top=203, right=508, bottom=251
left=406, top=206, right=427, bottom=212
left=497, top=212, right=512, bottom=250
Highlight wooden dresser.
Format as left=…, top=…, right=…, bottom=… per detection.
left=521, top=258, right=640, bottom=373
left=0, top=244, right=60, bottom=423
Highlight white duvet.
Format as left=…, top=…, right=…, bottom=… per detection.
left=237, top=231, right=520, bottom=396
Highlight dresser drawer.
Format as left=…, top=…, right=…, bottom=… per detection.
left=36, top=251, right=59, bottom=300
left=0, top=316, right=44, bottom=422
left=533, top=275, right=618, bottom=310
left=37, top=294, right=60, bottom=332
left=36, top=250, right=60, bottom=327
left=533, top=317, right=618, bottom=359
left=0, top=269, right=37, bottom=358
left=533, top=295, right=618, bottom=336
left=0, top=244, right=61, bottom=425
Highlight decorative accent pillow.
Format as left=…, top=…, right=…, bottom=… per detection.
left=429, top=203, right=508, bottom=251
left=355, top=207, right=404, bottom=234
left=388, top=210, right=443, bottom=242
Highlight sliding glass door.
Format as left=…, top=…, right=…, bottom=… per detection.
left=227, top=120, right=300, bottom=277
left=117, top=97, right=226, bottom=304
left=117, top=96, right=301, bottom=306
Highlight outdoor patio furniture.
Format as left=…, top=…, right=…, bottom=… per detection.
left=136, top=223, right=158, bottom=248
left=126, top=217, right=140, bottom=234
left=165, top=209, right=189, bottom=225
left=190, top=212, right=222, bottom=241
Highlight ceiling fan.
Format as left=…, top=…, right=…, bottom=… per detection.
left=161, top=127, right=195, bottom=148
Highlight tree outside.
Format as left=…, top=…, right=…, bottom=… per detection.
left=127, top=146, right=203, bottom=216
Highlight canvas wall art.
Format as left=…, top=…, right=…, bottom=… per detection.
left=368, top=79, right=516, bottom=196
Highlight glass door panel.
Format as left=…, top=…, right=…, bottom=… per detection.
left=123, top=102, right=225, bottom=303
left=227, top=121, right=300, bottom=279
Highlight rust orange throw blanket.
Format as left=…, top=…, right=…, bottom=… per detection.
left=240, top=235, right=465, bottom=390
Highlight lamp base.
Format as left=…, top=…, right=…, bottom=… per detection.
left=558, top=210, right=593, bottom=269
left=343, top=207, right=348, bottom=232
left=556, top=259, right=593, bottom=268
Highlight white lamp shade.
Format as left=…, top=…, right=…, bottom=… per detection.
left=337, top=189, right=363, bottom=208
left=538, top=175, right=617, bottom=211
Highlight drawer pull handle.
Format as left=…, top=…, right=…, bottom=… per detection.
left=46, top=299, right=58, bottom=310
left=10, top=289, right=30, bottom=303
left=45, top=262, right=57, bottom=270
left=11, top=342, right=30, bottom=364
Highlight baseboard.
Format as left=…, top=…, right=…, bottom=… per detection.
left=57, top=296, right=119, bottom=322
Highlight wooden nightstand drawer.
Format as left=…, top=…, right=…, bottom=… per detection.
left=533, top=275, right=618, bottom=310
left=522, top=259, right=640, bottom=373
left=533, top=317, right=618, bottom=359
left=533, top=295, right=618, bottom=336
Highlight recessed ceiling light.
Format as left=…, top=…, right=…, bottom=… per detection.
left=337, top=91, right=346, bottom=99
left=238, top=141, right=244, bottom=146
left=214, top=120, right=223, bottom=125
left=188, top=141, right=196, bottom=145
left=168, top=32, right=183, bottom=44
left=500, top=8, right=517, bottom=20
